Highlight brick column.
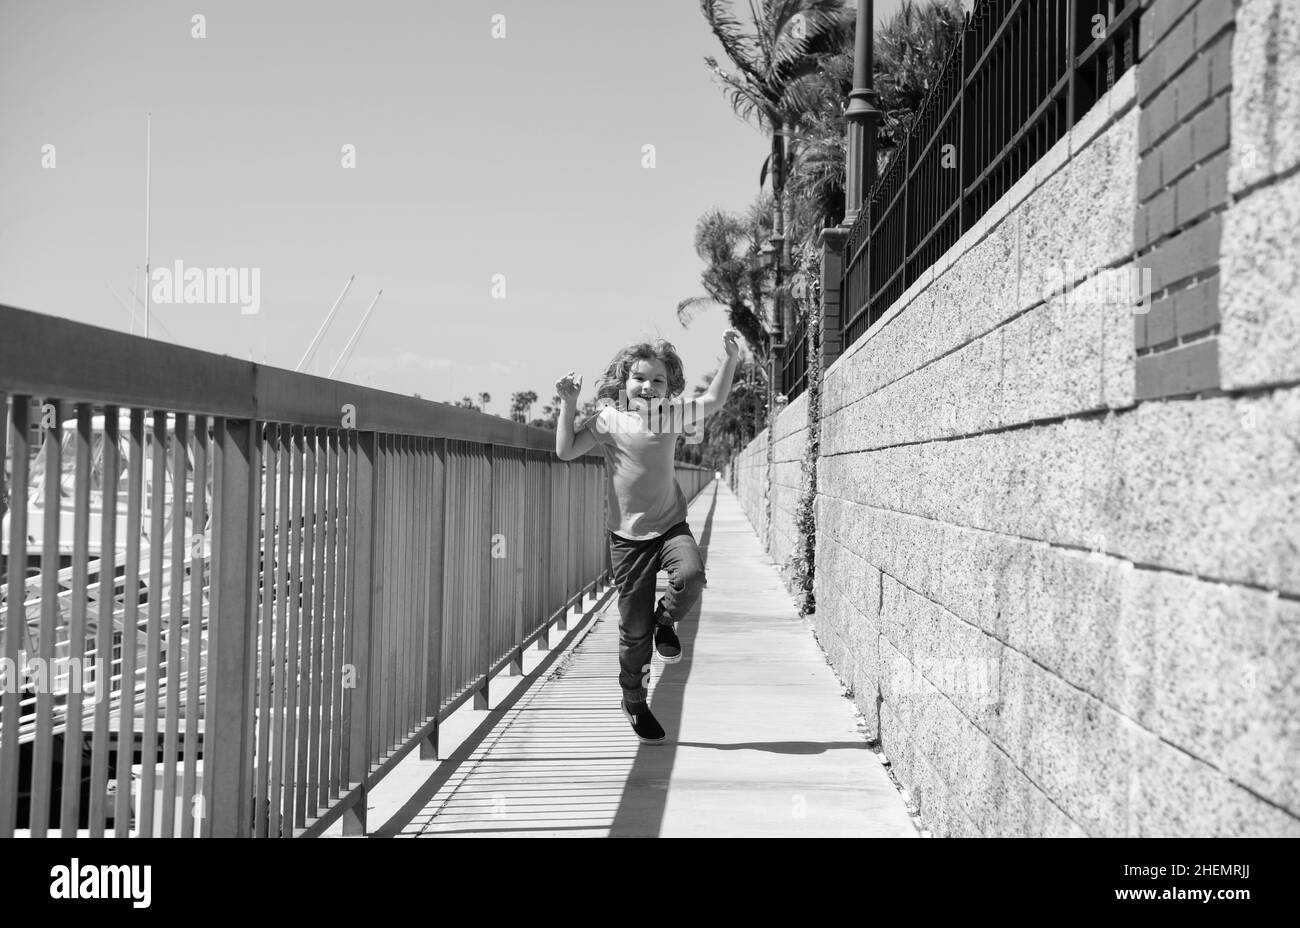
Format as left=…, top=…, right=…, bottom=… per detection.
left=1133, top=0, right=1236, bottom=399
left=818, top=226, right=849, bottom=373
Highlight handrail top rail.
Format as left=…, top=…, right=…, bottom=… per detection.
left=0, top=302, right=595, bottom=457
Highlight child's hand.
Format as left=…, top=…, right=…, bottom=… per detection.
left=555, top=371, right=582, bottom=402
left=722, top=328, right=741, bottom=360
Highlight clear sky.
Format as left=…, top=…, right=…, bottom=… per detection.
left=0, top=0, right=908, bottom=415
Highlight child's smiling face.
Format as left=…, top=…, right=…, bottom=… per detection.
left=624, top=358, right=669, bottom=410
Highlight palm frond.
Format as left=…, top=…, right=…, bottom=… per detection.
left=700, top=0, right=768, bottom=87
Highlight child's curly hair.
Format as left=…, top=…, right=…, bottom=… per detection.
left=592, top=339, right=687, bottom=408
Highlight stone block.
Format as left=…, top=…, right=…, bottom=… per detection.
left=816, top=494, right=1300, bottom=818
left=1229, top=0, right=1300, bottom=193
left=1219, top=169, right=1300, bottom=388
left=1018, top=109, right=1139, bottom=304
left=819, top=389, right=1300, bottom=592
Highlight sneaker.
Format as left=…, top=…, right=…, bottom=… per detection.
left=654, top=621, right=682, bottom=663
left=621, top=699, right=666, bottom=743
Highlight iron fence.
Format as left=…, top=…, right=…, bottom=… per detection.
left=0, top=303, right=713, bottom=836
left=842, top=0, right=1141, bottom=347
left=779, top=315, right=810, bottom=402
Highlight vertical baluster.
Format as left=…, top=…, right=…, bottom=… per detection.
left=335, top=428, right=351, bottom=800
left=510, top=452, right=525, bottom=674
left=412, top=438, right=429, bottom=728
left=181, top=415, right=207, bottom=837
left=382, top=435, right=396, bottom=753
left=282, top=426, right=304, bottom=834
left=269, top=425, right=290, bottom=838
left=539, top=454, right=552, bottom=651
left=396, top=436, right=410, bottom=739
left=0, top=393, right=19, bottom=838
left=339, top=432, right=356, bottom=789
left=295, top=426, right=315, bottom=826
left=343, top=431, right=375, bottom=836
left=136, top=410, right=167, bottom=838
left=557, top=458, right=570, bottom=631
left=474, top=444, right=492, bottom=709
left=238, top=423, right=263, bottom=836
left=254, top=422, right=276, bottom=837
left=371, top=435, right=388, bottom=760
left=307, top=427, right=326, bottom=820
left=56, top=404, right=92, bottom=834
left=318, top=428, right=336, bottom=810
left=160, top=413, right=188, bottom=837
left=30, top=399, right=63, bottom=837
left=87, top=406, right=119, bottom=837
left=421, top=437, right=446, bottom=760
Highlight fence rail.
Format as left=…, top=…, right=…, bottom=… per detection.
left=0, top=303, right=713, bottom=837
left=842, top=0, right=1141, bottom=347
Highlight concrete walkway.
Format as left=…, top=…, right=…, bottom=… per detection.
left=395, top=480, right=917, bottom=838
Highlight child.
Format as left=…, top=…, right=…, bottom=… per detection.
left=555, top=330, right=741, bottom=743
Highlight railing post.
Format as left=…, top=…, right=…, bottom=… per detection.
left=420, top=437, right=447, bottom=760
left=474, top=444, right=493, bottom=710
left=343, top=432, right=376, bottom=834
left=207, top=417, right=259, bottom=838
left=558, top=460, right=570, bottom=632
left=539, top=455, right=553, bottom=650
left=509, top=452, right=525, bottom=675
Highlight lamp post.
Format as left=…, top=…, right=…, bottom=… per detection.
left=844, top=0, right=881, bottom=226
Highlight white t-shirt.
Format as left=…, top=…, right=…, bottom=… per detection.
left=588, top=402, right=690, bottom=540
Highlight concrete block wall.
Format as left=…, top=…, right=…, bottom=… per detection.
left=732, top=426, right=769, bottom=542
left=769, top=392, right=810, bottom=570
left=814, top=0, right=1300, bottom=837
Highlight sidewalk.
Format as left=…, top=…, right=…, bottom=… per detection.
left=391, top=480, right=918, bottom=838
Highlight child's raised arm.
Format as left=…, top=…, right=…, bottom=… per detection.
left=685, top=329, right=742, bottom=422
left=554, top=371, right=598, bottom=460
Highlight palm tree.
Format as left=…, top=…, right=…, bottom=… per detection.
left=676, top=203, right=775, bottom=361
left=874, top=0, right=965, bottom=156
left=700, top=0, right=855, bottom=338
left=778, top=0, right=966, bottom=246
left=673, top=360, right=768, bottom=470
left=531, top=393, right=563, bottom=429
left=510, top=390, right=538, bottom=424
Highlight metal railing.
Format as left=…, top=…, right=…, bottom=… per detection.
left=0, top=303, right=714, bottom=837
left=842, top=0, right=1141, bottom=346
left=778, top=315, right=809, bottom=402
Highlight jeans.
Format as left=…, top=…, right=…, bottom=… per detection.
left=607, top=520, right=706, bottom=704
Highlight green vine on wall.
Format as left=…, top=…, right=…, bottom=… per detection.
left=784, top=239, right=822, bottom=617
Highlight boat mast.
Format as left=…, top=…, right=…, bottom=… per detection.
left=144, top=112, right=151, bottom=339
left=328, top=290, right=383, bottom=379
left=297, top=275, right=356, bottom=372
